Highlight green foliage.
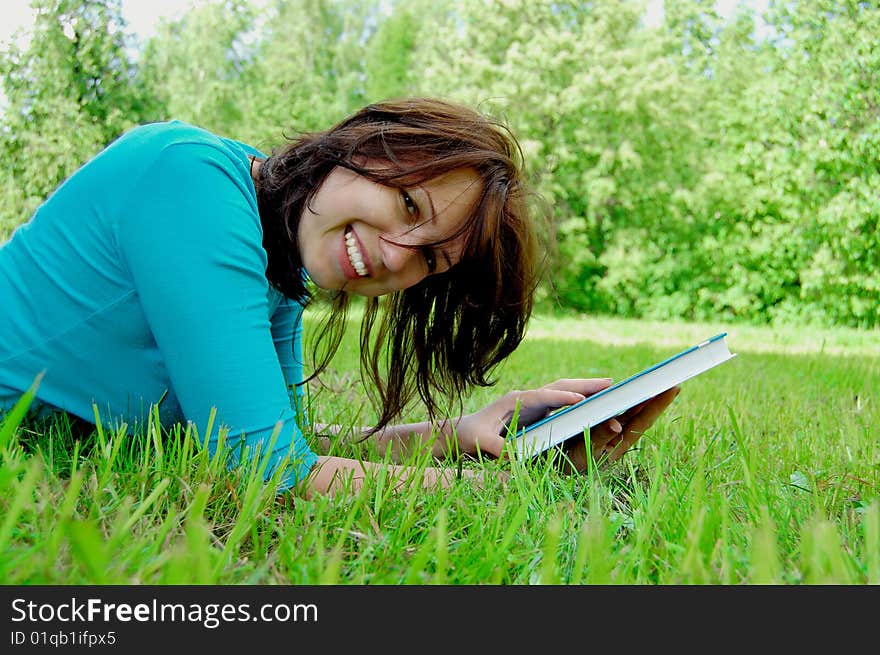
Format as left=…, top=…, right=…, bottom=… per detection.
left=238, top=0, right=380, bottom=146
left=1, top=0, right=878, bottom=327
left=363, top=0, right=424, bottom=101
left=137, top=0, right=257, bottom=134
left=0, top=0, right=150, bottom=237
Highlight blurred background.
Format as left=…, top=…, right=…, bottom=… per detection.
left=1, top=0, right=877, bottom=329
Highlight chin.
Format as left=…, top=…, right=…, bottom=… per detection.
left=304, top=270, right=336, bottom=291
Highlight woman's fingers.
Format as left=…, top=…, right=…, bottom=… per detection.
left=542, top=378, right=614, bottom=396
left=590, top=417, right=623, bottom=450
left=519, top=386, right=589, bottom=409
left=516, top=378, right=681, bottom=473
left=562, top=437, right=589, bottom=473
left=606, top=387, right=680, bottom=461
left=503, top=379, right=617, bottom=418
left=557, top=387, right=681, bottom=472
left=501, top=379, right=616, bottom=428
left=499, top=388, right=586, bottom=432
left=555, top=417, right=622, bottom=474
left=492, top=378, right=665, bottom=471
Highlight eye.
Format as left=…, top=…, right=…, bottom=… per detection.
left=400, top=189, right=418, bottom=219
left=422, top=247, right=437, bottom=273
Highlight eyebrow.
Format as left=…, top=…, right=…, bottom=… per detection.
left=418, top=185, right=453, bottom=270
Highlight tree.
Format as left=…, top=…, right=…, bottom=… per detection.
left=0, top=0, right=149, bottom=237
left=363, top=0, right=424, bottom=102
left=240, top=0, right=380, bottom=147
left=409, top=0, right=707, bottom=313
left=138, top=0, right=257, bottom=137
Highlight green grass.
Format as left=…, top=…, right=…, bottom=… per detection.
left=1, top=315, right=878, bottom=584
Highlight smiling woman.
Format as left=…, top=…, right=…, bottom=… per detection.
left=0, top=97, right=679, bottom=500
left=292, top=165, right=481, bottom=294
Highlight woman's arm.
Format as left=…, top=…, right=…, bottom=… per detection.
left=299, top=454, right=492, bottom=498
left=311, top=418, right=491, bottom=461
left=317, top=378, right=679, bottom=472
left=118, top=139, right=318, bottom=491
left=363, top=379, right=610, bottom=462
left=309, top=421, right=446, bottom=460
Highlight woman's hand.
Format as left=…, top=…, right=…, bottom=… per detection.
left=558, top=386, right=680, bottom=473
left=450, top=379, right=680, bottom=471
left=449, top=378, right=606, bottom=458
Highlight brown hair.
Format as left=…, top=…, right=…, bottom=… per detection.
left=255, top=98, right=539, bottom=430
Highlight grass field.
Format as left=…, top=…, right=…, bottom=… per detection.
left=1, top=315, right=878, bottom=584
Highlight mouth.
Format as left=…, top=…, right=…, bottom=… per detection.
left=344, top=226, right=369, bottom=278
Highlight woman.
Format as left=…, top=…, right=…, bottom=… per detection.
left=0, top=98, right=678, bottom=497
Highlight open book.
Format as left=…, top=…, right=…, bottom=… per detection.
left=508, top=333, right=736, bottom=459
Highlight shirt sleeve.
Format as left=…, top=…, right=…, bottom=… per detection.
left=270, top=296, right=309, bottom=423
left=115, top=140, right=317, bottom=491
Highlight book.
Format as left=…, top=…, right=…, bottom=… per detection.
left=508, top=333, right=737, bottom=459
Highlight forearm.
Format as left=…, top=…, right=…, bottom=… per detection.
left=312, top=420, right=458, bottom=462
left=300, top=455, right=464, bottom=498
left=370, top=420, right=458, bottom=461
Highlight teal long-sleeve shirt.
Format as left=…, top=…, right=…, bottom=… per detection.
left=0, top=120, right=318, bottom=490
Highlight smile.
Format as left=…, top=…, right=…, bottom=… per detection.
left=345, top=226, right=368, bottom=277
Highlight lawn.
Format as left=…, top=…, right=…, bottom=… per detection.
left=1, top=315, right=878, bottom=584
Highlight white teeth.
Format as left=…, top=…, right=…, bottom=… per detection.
left=345, top=229, right=368, bottom=277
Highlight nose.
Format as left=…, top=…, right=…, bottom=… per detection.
left=378, top=235, right=420, bottom=275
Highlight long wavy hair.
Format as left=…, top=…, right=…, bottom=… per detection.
left=254, top=98, right=540, bottom=431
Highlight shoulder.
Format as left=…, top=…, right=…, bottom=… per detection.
left=107, top=120, right=260, bottom=176
left=99, top=121, right=266, bottom=220
left=109, top=122, right=266, bottom=256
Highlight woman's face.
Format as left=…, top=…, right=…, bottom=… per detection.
left=297, top=165, right=482, bottom=297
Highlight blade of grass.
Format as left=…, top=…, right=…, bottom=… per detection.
left=66, top=519, right=110, bottom=584
left=0, top=458, right=43, bottom=554
left=0, top=372, right=42, bottom=452
left=862, top=501, right=878, bottom=584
